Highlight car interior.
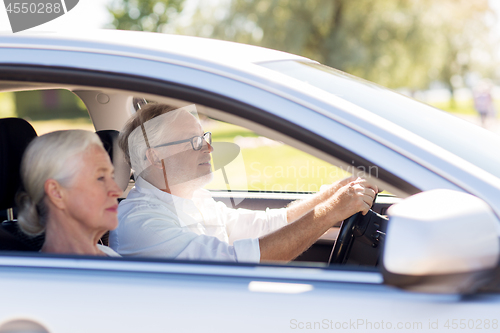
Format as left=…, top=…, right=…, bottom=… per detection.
left=0, top=79, right=411, bottom=268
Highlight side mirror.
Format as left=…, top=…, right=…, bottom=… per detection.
left=382, top=189, right=500, bottom=294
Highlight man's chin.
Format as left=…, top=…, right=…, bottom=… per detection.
left=177, top=171, right=213, bottom=189
left=198, top=171, right=214, bottom=186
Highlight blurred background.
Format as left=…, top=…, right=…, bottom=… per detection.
left=1, top=0, right=499, bottom=131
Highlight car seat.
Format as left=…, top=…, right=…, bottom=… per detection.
left=0, top=117, right=44, bottom=251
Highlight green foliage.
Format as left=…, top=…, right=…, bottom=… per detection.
left=431, top=1, right=494, bottom=92
left=105, top=0, right=495, bottom=89
left=430, top=100, right=478, bottom=116
left=0, top=92, right=16, bottom=118
left=430, top=99, right=500, bottom=118
left=15, top=90, right=88, bottom=120
left=184, top=0, right=494, bottom=90
left=107, top=0, right=184, bottom=32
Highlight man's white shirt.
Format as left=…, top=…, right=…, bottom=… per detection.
left=109, top=177, right=288, bottom=263
left=97, top=244, right=121, bottom=257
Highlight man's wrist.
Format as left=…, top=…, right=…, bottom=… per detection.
left=313, top=200, right=339, bottom=228
left=323, top=182, right=341, bottom=200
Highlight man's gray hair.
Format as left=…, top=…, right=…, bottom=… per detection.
left=119, top=103, right=198, bottom=178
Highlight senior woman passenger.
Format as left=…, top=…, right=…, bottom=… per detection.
left=17, top=130, right=122, bottom=256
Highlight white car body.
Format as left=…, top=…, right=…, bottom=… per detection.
left=0, top=30, right=500, bottom=332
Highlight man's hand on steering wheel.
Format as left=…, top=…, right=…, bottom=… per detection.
left=259, top=177, right=377, bottom=262
left=327, top=177, right=378, bottom=222
left=326, top=178, right=378, bottom=265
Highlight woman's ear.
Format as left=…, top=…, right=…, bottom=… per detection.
left=145, top=148, right=163, bottom=169
left=44, top=179, right=65, bottom=210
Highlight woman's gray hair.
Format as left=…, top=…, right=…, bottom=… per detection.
left=17, top=130, right=104, bottom=236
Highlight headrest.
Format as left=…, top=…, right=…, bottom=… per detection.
left=0, top=118, right=37, bottom=210
left=96, top=130, right=131, bottom=192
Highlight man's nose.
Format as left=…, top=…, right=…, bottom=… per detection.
left=202, top=138, right=213, bottom=153
left=205, top=141, right=213, bottom=153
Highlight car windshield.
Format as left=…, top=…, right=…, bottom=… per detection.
left=260, top=60, right=500, bottom=180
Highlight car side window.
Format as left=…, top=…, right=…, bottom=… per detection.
left=204, top=118, right=352, bottom=194
left=0, top=89, right=92, bottom=134
left=112, top=101, right=375, bottom=267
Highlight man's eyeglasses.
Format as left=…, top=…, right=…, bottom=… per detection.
left=144, top=132, right=212, bottom=160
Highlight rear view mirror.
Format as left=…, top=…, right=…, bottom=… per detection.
left=382, top=189, right=500, bottom=294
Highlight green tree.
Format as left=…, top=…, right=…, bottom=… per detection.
left=184, top=0, right=494, bottom=91
left=431, top=0, right=494, bottom=103
left=107, top=0, right=184, bottom=32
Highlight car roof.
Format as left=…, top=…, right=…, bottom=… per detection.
left=0, top=29, right=309, bottom=66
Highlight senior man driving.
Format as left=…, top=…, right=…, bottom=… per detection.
left=109, top=103, right=377, bottom=262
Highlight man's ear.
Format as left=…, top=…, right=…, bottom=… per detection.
left=145, top=148, right=164, bottom=169
left=44, top=179, right=66, bottom=210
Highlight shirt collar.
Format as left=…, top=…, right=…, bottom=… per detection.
left=135, top=177, right=184, bottom=205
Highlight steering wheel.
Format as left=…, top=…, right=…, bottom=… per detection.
left=328, top=209, right=388, bottom=265
left=328, top=212, right=362, bottom=264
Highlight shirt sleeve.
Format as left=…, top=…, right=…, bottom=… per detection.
left=111, top=202, right=261, bottom=263
left=218, top=203, right=288, bottom=243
